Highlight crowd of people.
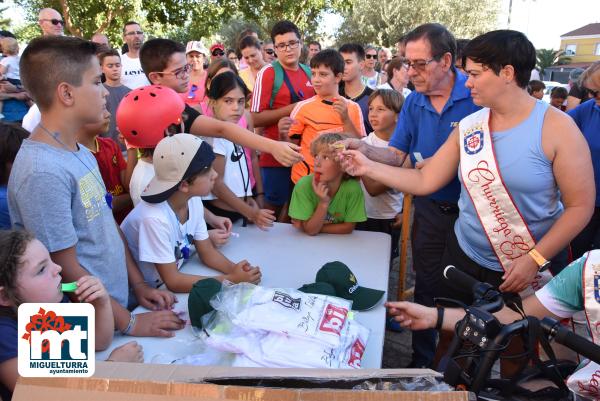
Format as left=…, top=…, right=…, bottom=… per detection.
left=0, top=6, right=599, bottom=400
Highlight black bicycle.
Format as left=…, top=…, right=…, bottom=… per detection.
left=437, top=265, right=600, bottom=401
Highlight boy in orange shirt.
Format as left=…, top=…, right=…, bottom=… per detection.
left=288, top=49, right=365, bottom=183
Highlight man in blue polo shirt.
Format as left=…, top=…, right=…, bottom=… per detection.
left=569, top=62, right=600, bottom=259
left=342, top=23, right=479, bottom=368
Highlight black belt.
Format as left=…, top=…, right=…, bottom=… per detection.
left=431, top=199, right=459, bottom=215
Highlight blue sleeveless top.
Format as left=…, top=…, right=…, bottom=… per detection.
left=455, top=101, right=564, bottom=271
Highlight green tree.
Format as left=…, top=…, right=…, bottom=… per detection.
left=0, top=6, right=12, bottom=30
left=335, top=0, right=499, bottom=48
left=13, top=0, right=138, bottom=44
left=536, top=48, right=571, bottom=76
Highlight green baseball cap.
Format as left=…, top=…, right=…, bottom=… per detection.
left=298, top=282, right=337, bottom=296
left=188, top=278, right=222, bottom=329
left=315, top=261, right=385, bottom=311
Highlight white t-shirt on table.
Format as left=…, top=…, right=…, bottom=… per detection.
left=360, top=132, right=404, bottom=219
left=120, top=197, right=209, bottom=287
left=120, top=53, right=150, bottom=89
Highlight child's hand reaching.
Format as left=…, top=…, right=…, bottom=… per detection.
left=246, top=197, right=275, bottom=230
left=107, top=341, right=144, bottom=363
left=74, top=276, right=109, bottom=305
left=332, top=97, right=350, bottom=122
left=226, top=260, right=262, bottom=284
left=312, top=175, right=331, bottom=204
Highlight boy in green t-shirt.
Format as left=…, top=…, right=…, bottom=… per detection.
left=289, top=133, right=366, bottom=235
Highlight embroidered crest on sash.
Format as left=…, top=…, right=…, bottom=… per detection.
left=464, top=129, right=484, bottom=154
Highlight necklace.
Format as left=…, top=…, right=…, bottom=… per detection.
left=38, top=123, right=113, bottom=209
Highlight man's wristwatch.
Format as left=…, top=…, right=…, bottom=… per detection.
left=528, top=248, right=551, bottom=272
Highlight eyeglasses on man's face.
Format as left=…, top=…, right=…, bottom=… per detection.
left=125, top=30, right=144, bottom=36
left=275, top=40, right=300, bottom=52
left=365, top=54, right=377, bottom=60
left=40, top=18, right=64, bottom=26
left=155, top=63, right=192, bottom=80
left=402, top=58, right=438, bottom=72
left=212, top=50, right=225, bottom=57
left=264, top=49, right=275, bottom=55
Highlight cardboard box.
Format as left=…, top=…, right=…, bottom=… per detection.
left=13, top=362, right=473, bottom=401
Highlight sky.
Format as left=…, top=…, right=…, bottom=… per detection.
left=4, top=0, right=600, bottom=50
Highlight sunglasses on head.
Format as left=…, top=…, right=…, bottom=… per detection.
left=41, top=18, right=64, bottom=26
left=365, top=54, right=377, bottom=59
left=212, top=50, right=224, bottom=56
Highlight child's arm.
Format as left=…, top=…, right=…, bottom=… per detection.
left=210, top=154, right=275, bottom=230
left=251, top=103, right=296, bottom=128
left=51, top=246, right=183, bottom=338
left=190, top=115, right=302, bottom=167
left=294, top=178, right=331, bottom=236
left=319, top=222, right=356, bottom=234
left=361, top=176, right=392, bottom=197
left=124, top=148, right=138, bottom=190
left=0, top=359, right=17, bottom=392
left=73, top=275, right=114, bottom=350
left=195, top=239, right=262, bottom=283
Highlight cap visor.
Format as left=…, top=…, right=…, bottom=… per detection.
left=349, top=286, right=385, bottom=311
left=142, top=140, right=215, bottom=203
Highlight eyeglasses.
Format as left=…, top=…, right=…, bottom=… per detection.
left=40, top=18, right=64, bottom=26
left=125, top=30, right=144, bottom=36
left=275, top=40, right=300, bottom=51
left=587, top=88, right=600, bottom=97
left=365, top=54, right=377, bottom=59
left=155, top=64, right=192, bottom=80
left=265, top=49, right=275, bottom=55
left=212, top=50, right=224, bottom=56
left=402, top=58, right=437, bottom=71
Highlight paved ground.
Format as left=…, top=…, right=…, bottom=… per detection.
left=382, top=249, right=415, bottom=369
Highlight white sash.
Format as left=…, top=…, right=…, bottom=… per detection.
left=569, top=251, right=600, bottom=398
left=459, top=108, right=551, bottom=295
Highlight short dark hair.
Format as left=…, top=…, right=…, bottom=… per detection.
left=463, top=30, right=535, bottom=89
left=0, top=230, right=35, bottom=311
left=404, top=23, right=456, bottom=64
left=368, top=89, right=404, bottom=114
left=98, top=48, right=121, bottom=65
left=239, top=35, right=261, bottom=52
left=20, top=36, right=99, bottom=111
left=386, top=56, right=405, bottom=81
left=456, top=39, right=470, bottom=64
left=0, top=30, right=15, bottom=39
left=270, top=20, right=301, bottom=43
left=0, top=123, right=29, bottom=184
left=208, top=70, right=250, bottom=100
left=308, top=41, right=321, bottom=49
left=140, top=38, right=185, bottom=79
left=205, top=58, right=239, bottom=94
left=123, top=21, right=140, bottom=33
left=339, top=43, right=365, bottom=61
left=309, top=49, right=344, bottom=76
left=527, top=80, right=545, bottom=94
left=550, top=86, right=568, bottom=99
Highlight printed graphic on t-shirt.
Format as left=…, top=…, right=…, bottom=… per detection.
left=319, top=304, right=348, bottom=336
left=273, top=291, right=302, bottom=311
left=78, top=172, right=105, bottom=222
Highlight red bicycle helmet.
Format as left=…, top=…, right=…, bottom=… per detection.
left=116, top=85, right=185, bottom=148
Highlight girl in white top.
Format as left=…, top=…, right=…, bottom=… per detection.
left=202, top=71, right=274, bottom=230
left=356, top=89, right=405, bottom=258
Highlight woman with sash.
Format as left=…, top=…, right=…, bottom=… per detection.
left=340, top=29, right=594, bottom=301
